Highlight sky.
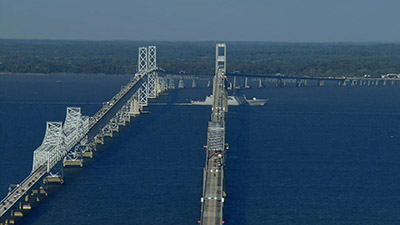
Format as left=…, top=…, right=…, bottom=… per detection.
left=1, top=0, right=400, bottom=42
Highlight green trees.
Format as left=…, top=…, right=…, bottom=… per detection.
left=1, top=40, right=400, bottom=77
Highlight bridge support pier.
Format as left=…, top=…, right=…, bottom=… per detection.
left=11, top=210, right=23, bottom=218
left=43, top=175, right=64, bottom=185
left=1, top=219, right=15, bottom=225
left=63, top=145, right=85, bottom=168
left=110, top=123, right=119, bottom=133
left=244, top=77, right=250, bottom=88
left=178, top=80, right=185, bottom=88
left=296, top=79, right=306, bottom=87
left=95, top=135, right=104, bottom=145
left=117, top=119, right=126, bottom=127
left=317, top=80, right=324, bottom=87
left=4, top=185, right=51, bottom=222
left=168, top=79, right=176, bottom=89
left=129, top=98, right=140, bottom=117
left=276, top=78, right=286, bottom=88
left=82, top=147, right=94, bottom=158
left=63, top=159, right=83, bottom=167
left=123, top=113, right=130, bottom=123
left=232, top=76, right=240, bottom=89
left=227, top=82, right=232, bottom=90
left=103, top=127, right=113, bottom=137
left=295, top=79, right=301, bottom=87
left=258, top=79, right=263, bottom=88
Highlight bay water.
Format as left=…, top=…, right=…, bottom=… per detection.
left=1, top=74, right=400, bottom=224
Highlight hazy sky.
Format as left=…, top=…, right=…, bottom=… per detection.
left=1, top=0, right=400, bottom=42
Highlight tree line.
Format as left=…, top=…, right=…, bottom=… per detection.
left=1, top=39, right=400, bottom=77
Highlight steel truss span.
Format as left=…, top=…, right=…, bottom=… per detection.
left=0, top=45, right=174, bottom=224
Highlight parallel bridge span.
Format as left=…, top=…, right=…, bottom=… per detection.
left=0, top=46, right=173, bottom=224
left=200, top=43, right=229, bottom=225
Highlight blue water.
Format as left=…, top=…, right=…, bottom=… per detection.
left=1, top=74, right=400, bottom=224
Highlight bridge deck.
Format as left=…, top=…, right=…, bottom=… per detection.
left=88, top=78, right=144, bottom=140
left=200, top=54, right=227, bottom=224
left=202, top=153, right=224, bottom=225
left=0, top=166, right=47, bottom=218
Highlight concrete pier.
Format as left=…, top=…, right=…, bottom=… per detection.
left=43, top=175, right=64, bottom=185
left=63, top=160, right=83, bottom=167
left=244, top=77, right=250, bottom=88
left=178, top=80, right=185, bottom=88
left=104, top=130, right=113, bottom=137
left=258, top=79, right=263, bottom=88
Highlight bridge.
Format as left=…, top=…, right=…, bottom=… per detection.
left=2, top=42, right=398, bottom=225
left=199, top=43, right=228, bottom=225
left=0, top=46, right=175, bottom=224
left=163, top=72, right=400, bottom=91
left=226, top=73, right=400, bottom=89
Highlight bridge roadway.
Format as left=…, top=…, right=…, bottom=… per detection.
left=87, top=76, right=146, bottom=140
left=201, top=137, right=225, bottom=224
left=200, top=67, right=227, bottom=225
left=227, top=73, right=347, bottom=81
left=0, top=71, right=154, bottom=220
left=227, top=73, right=400, bottom=82
left=0, top=165, right=47, bottom=218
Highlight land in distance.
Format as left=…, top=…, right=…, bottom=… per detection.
left=1, top=39, right=400, bottom=78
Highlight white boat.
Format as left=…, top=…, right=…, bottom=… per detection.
left=191, top=95, right=267, bottom=106
left=244, top=96, right=268, bottom=106
left=190, top=95, right=213, bottom=105
left=191, top=95, right=240, bottom=105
